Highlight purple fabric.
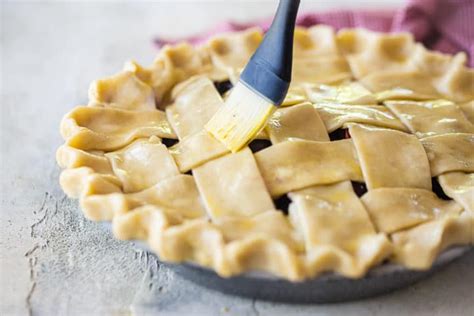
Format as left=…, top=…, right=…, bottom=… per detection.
left=154, top=0, right=474, bottom=67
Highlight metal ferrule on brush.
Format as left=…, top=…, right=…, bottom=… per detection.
left=239, top=56, right=291, bottom=106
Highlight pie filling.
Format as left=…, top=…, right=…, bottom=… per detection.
left=57, top=26, right=474, bottom=281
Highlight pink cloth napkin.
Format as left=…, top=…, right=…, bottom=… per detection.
left=154, top=0, right=473, bottom=67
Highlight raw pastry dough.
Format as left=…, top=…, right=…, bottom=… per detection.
left=105, top=137, right=179, bottom=193
left=289, top=181, right=392, bottom=277
left=60, top=106, right=176, bottom=151
left=266, top=102, right=329, bottom=144
left=337, top=28, right=474, bottom=102
left=255, top=139, right=363, bottom=197
left=349, top=124, right=432, bottom=190
left=361, top=188, right=462, bottom=233
left=438, top=172, right=474, bottom=213
left=56, top=145, right=113, bottom=174
left=293, top=26, right=351, bottom=85
left=166, top=76, right=224, bottom=139
left=81, top=174, right=206, bottom=221
left=421, top=133, right=474, bottom=176
left=385, top=100, right=474, bottom=138
left=206, top=27, right=263, bottom=78
left=391, top=214, right=472, bottom=269
left=315, top=103, right=408, bottom=132
left=193, top=148, right=274, bottom=220
left=88, top=71, right=155, bottom=111
left=217, top=210, right=302, bottom=251
left=57, top=26, right=473, bottom=281
left=60, top=167, right=121, bottom=198
left=305, top=82, right=377, bottom=105
left=459, top=101, right=474, bottom=124
left=169, top=130, right=229, bottom=173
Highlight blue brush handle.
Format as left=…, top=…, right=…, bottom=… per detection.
left=240, top=0, right=300, bottom=105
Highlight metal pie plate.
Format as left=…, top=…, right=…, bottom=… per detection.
left=102, top=222, right=471, bottom=303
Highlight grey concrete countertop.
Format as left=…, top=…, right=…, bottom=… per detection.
left=1, top=1, right=473, bottom=315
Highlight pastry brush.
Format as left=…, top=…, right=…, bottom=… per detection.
left=205, top=0, right=300, bottom=152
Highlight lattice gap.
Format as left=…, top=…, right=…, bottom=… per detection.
left=273, top=194, right=291, bottom=214
left=329, top=128, right=350, bottom=141
left=213, top=80, right=233, bottom=96
left=162, top=138, right=179, bottom=148
left=432, top=177, right=452, bottom=200
left=249, top=139, right=272, bottom=153
left=351, top=181, right=368, bottom=197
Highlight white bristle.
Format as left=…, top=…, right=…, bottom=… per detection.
left=205, top=82, right=275, bottom=152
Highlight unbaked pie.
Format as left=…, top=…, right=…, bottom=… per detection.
left=57, top=26, right=474, bottom=281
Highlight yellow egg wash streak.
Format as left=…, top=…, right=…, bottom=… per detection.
left=205, top=83, right=276, bottom=152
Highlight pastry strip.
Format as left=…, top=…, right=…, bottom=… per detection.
left=349, top=124, right=432, bottom=190
left=105, top=137, right=179, bottom=193
left=289, top=181, right=392, bottom=277
left=255, top=139, right=363, bottom=197
left=421, top=133, right=474, bottom=176
left=361, top=188, right=462, bottom=233
left=315, top=103, right=408, bottom=133
left=438, top=172, right=474, bottom=213
left=166, top=76, right=224, bottom=139
left=193, top=148, right=274, bottom=220
left=266, top=102, right=329, bottom=144
left=391, top=214, right=472, bottom=269
left=81, top=174, right=206, bottom=221
left=60, top=106, right=176, bottom=151
left=385, top=100, right=474, bottom=138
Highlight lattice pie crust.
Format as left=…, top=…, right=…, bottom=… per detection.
left=57, top=26, right=474, bottom=281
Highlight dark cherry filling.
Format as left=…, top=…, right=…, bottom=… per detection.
left=162, top=138, right=179, bottom=147
left=274, top=194, right=291, bottom=214
left=329, top=128, right=350, bottom=141
left=431, top=178, right=452, bottom=200
left=213, top=80, right=233, bottom=96
left=249, top=139, right=272, bottom=153
left=351, top=181, right=368, bottom=197
left=344, top=129, right=351, bottom=139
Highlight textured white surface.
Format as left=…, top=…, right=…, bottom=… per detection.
left=1, top=1, right=473, bottom=315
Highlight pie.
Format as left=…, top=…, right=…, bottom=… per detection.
left=57, top=26, right=474, bottom=281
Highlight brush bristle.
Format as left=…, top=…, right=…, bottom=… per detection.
left=205, top=82, right=275, bottom=152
